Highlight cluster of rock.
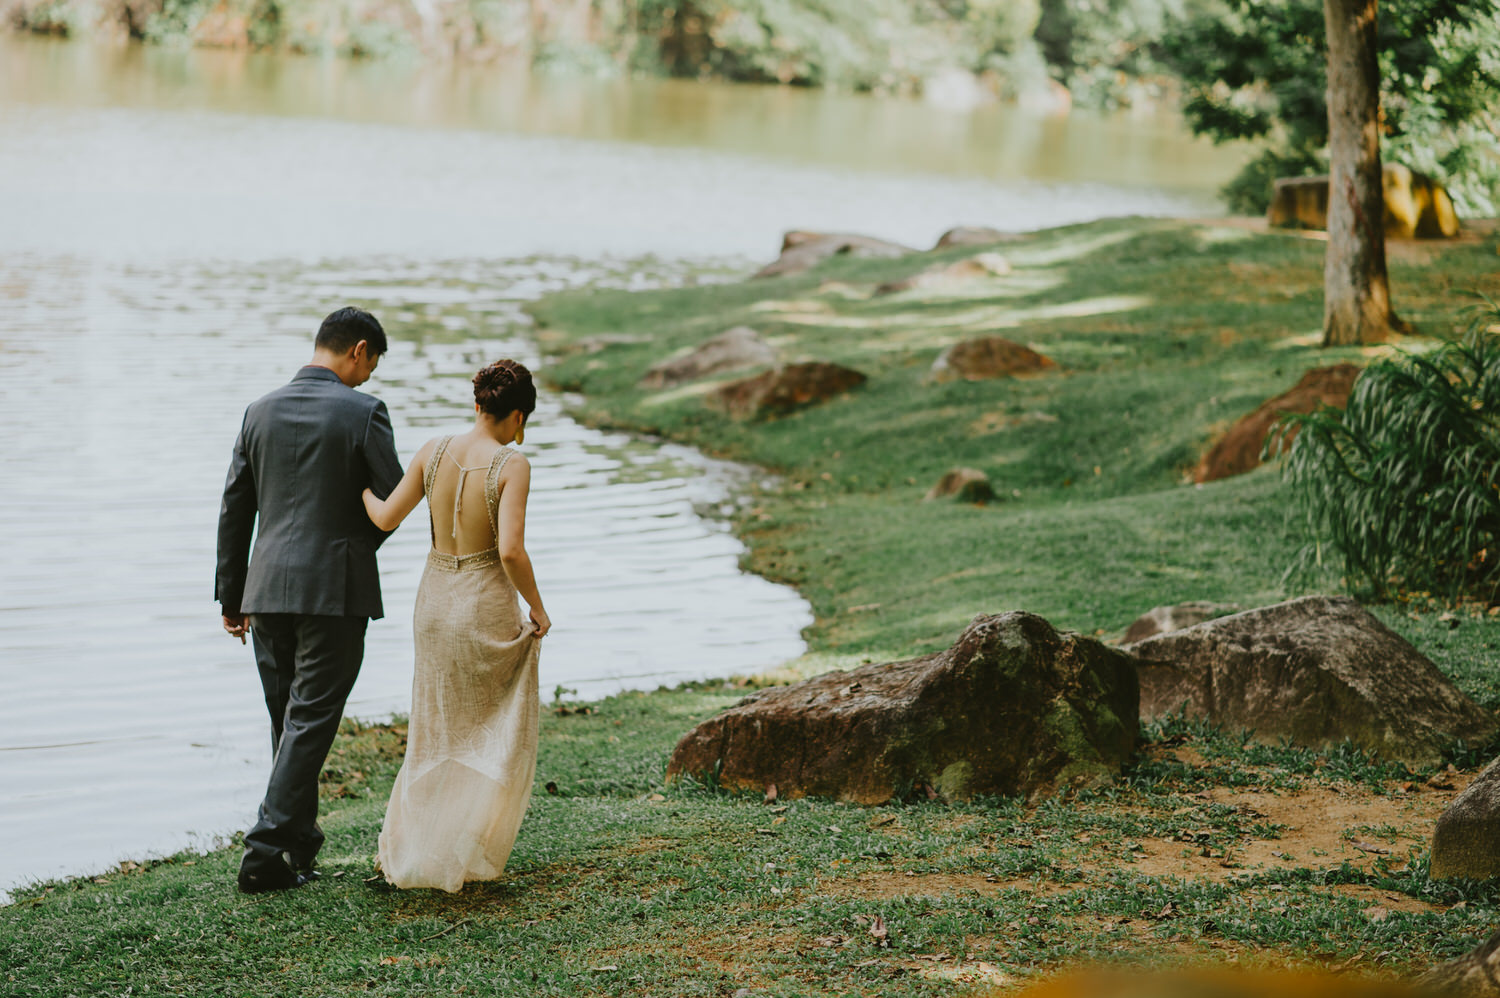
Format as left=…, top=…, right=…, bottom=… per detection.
left=668, top=594, right=1495, bottom=805
left=752, top=226, right=1021, bottom=280
left=667, top=611, right=1140, bottom=802
left=1269, top=164, right=1460, bottom=239
left=635, top=227, right=1057, bottom=427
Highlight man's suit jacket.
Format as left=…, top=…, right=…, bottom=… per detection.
left=216, top=366, right=404, bottom=620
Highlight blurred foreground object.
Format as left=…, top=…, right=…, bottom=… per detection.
left=1008, top=966, right=1425, bottom=998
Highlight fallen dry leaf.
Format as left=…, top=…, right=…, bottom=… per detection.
left=869, top=915, right=890, bottom=947
left=764, top=784, right=778, bottom=804
left=1351, top=840, right=1392, bottom=855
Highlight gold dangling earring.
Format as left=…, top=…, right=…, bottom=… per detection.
left=514, top=424, right=525, bottom=446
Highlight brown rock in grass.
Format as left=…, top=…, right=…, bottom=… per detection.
left=640, top=326, right=776, bottom=389
left=924, top=468, right=997, bottom=504
left=667, top=611, right=1140, bottom=803
left=708, top=362, right=866, bottom=419
left=1192, top=363, right=1361, bottom=483
left=931, top=337, right=1056, bottom=382
left=1430, top=756, right=1500, bottom=881
left=755, top=233, right=916, bottom=279
left=1125, top=595, right=1494, bottom=767
left=933, top=226, right=1023, bottom=250
left=1121, top=602, right=1242, bottom=643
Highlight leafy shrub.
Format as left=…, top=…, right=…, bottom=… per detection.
left=1275, top=302, right=1500, bottom=603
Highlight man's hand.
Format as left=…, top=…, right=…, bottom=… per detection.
left=222, top=613, right=249, bottom=645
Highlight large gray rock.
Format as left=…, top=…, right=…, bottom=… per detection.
left=1418, top=928, right=1500, bottom=995
left=1125, top=595, right=1494, bottom=767
left=667, top=611, right=1139, bottom=803
left=1121, top=602, right=1242, bottom=644
left=640, top=326, right=776, bottom=389
left=754, top=232, right=916, bottom=279
left=1431, top=757, right=1500, bottom=880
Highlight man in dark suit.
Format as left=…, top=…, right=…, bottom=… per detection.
left=216, top=306, right=404, bottom=894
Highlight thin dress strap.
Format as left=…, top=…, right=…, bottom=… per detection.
left=485, top=446, right=515, bottom=538
left=444, top=447, right=497, bottom=541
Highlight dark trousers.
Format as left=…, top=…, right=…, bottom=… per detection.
left=242, top=613, right=367, bottom=877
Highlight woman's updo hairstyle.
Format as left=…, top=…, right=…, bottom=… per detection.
left=473, top=359, right=537, bottom=421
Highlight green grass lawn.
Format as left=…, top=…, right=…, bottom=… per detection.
left=6, top=218, right=1500, bottom=997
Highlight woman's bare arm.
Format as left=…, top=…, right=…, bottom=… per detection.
left=363, top=438, right=434, bottom=531
left=496, top=453, right=550, bottom=637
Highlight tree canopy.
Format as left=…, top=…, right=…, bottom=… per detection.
left=1161, top=0, right=1500, bottom=215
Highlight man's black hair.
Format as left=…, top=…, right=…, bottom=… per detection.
left=316, top=307, right=388, bottom=356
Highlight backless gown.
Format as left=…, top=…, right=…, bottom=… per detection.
left=377, top=436, right=541, bottom=891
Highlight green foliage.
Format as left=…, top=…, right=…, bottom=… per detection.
left=142, top=0, right=216, bottom=45
left=1220, top=145, right=1325, bottom=216
left=1160, top=0, right=1500, bottom=216
left=1035, top=0, right=1201, bottom=107
left=639, top=0, right=1043, bottom=93
left=1277, top=301, right=1500, bottom=603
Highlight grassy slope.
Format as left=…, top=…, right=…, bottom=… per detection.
left=6, top=219, right=1500, bottom=996
left=532, top=218, right=1500, bottom=658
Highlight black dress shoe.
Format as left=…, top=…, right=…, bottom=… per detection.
left=238, top=863, right=305, bottom=895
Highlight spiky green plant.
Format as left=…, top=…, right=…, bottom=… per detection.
left=1275, top=301, right=1500, bottom=602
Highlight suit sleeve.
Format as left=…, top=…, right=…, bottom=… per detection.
left=215, top=414, right=257, bottom=614
left=363, top=400, right=404, bottom=549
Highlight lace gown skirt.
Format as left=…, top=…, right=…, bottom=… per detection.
left=377, top=547, right=540, bottom=891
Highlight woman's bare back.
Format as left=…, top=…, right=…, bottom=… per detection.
left=424, top=435, right=513, bottom=557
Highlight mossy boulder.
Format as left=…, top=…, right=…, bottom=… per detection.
left=1125, top=595, right=1495, bottom=767
left=1431, top=757, right=1500, bottom=881
left=666, top=611, right=1140, bottom=803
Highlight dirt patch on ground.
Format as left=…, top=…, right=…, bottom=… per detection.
left=1124, top=778, right=1471, bottom=883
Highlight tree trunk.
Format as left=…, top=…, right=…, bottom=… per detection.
left=1322, top=0, right=1398, bottom=346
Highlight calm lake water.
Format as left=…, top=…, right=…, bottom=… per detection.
left=0, top=34, right=1247, bottom=898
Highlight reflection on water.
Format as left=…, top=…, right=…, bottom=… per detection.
left=0, top=254, right=811, bottom=897
left=0, top=35, right=1240, bottom=265
left=0, top=35, right=1244, bottom=197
